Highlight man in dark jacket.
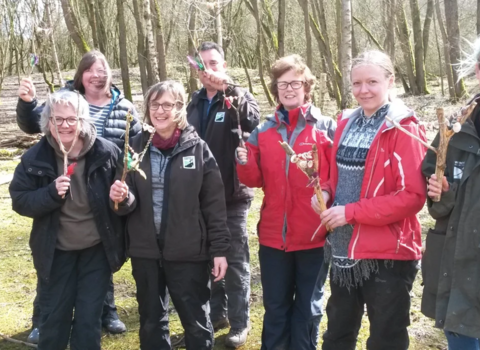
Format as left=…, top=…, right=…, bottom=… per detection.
left=186, top=42, right=260, bottom=348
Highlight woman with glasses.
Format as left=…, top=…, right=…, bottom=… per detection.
left=109, top=81, right=230, bottom=350
left=9, top=90, right=125, bottom=350
left=312, top=51, right=426, bottom=350
left=16, top=50, right=136, bottom=341
left=235, top=54, right=336, bottom=350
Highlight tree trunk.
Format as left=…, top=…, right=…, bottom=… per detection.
left=341, top=0, right=352, bottom=109
left=252, top=0, right=274, bottom=106
left=386, top=0, right=396, bottom=63
left=434, top=0, right=455, bottom=99
left=59, top=0, right=90, bottom=54
left=96, top=0, right=108, bottom=55
left=153, top=0, right=167, bottom=81
left=444, top=0, right=467, bottom=98
left=187, top=6, right=198, bottom=96
left=117, top=0, right=132, bottom=101
left=144, top=0, right=159, bottom=86
left=477, top=0, right=480, bottom=35
left=433, top=13, right=444, bottom=96
left=215, top=0, right=223, bottom=45
left=45, top=0, right=64, bottom=87
left=423, top=0, right=434, bottom=61
left=132, top=0, right=148, bottom=94
left=298, top=0, right=312, bottom=68
left=409, top=0, right=428, bottom=94
left=277, top=0, right=285, bottom=57
left=86, top=0, right=99, bottom=48
left=352, top=22, right=358, bottom=58
left=396, top=0, right=418, bottom=95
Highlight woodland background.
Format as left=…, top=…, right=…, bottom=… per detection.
left=1, top=0, right=480, bottom=349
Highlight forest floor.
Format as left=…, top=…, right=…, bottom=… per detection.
left=0, top=67, right=478, bottom=349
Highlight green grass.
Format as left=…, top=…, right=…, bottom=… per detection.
left=0, top=159, right=447, bottom=350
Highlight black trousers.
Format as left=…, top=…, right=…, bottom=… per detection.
left=131, top=258, right=213, bottom=350
left=37, top=243, right=111, bottom=350
left=32, top=274, right=119, bottom=328
left=322, top=260, right=418, bottom=350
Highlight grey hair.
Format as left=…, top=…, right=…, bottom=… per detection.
left=40, top=90, right=91, bottom=135
left=143, top=80, right=188, bottom=130
left=456, top=37, right=480, bottom=80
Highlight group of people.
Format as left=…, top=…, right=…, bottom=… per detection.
left=7, top=36, right=480, bottom=350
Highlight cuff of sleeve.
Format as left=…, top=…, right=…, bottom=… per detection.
left=225, top=85, right=240, bottom=96
left=345, top=203, right=356, bottom=224
left=119, top=192, right=135, bottom=207
left=48, top=181, right=65, bottom=203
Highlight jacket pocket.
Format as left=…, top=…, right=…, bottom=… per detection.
left=388, top=222, right=401, bottom=253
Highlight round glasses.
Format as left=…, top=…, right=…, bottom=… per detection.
left=276, top=81, right=305, bottom=90
left=50, top=117, right=79, bottom=126
left=149, top=102, right=184, bottom=111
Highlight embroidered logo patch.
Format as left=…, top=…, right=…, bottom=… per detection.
left=183, top=156, right=196, bottom=169
left=453, top=161, right=465, bottom=180
left=215, top=112, right=225, bottom=122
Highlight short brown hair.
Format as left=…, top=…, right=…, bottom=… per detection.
left=143, top=81, right=188, bottom=130
left=73, top=50, right=112, bottom=98
left=269, top=54, right=316, bottom=103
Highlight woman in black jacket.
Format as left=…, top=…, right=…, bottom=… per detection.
left=110, top=80, right=230, bottom=350
left=9, top=90, right=125, bottom=350
left=16, top=50, right=133, bottom=340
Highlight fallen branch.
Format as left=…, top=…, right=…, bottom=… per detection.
left=0, top=333, right=37, bottom=348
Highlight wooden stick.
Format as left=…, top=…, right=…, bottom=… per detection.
left=433, top=107, right=450, bottom=202
left=312, top=144, right=327, bottom=212
left=384, top=116, right=438, bottom=153
left=114, top=111, right=133, bottom=210
left=0, top=333, right=38, bottom=348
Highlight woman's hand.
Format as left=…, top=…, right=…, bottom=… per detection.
left=55, top=175, right=71, bottom=197
left=110, top=180, right=129, bottom=202
left=320, top=206, right=347, bottom=231
left=236, top=146, right=248, bottom=163
left=212, top=257, right=228, bottom=282
left=18, top=78, right=36, bottom=103
left=311, top=191, right=330, bottom=215
left=427, top=174, right=449, bottom=199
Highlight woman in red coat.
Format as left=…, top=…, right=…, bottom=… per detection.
left=236, top=54, right=336, bottom=350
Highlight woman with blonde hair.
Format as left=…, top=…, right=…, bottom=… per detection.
left=110, top=80, right=230, bottom=350
left=236, top=54, right=336, bottom=349
left=312, top=50, right=427, bottom=350
left=421, top=37, right=480, bottom=349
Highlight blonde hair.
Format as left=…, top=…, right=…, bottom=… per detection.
left=456, top=36, right=480, bottom=80
left=40, top=90, right=91, bottom=135
left=351, top=50, right=396, bottom=100
left=269, top=54, right=316, bottom=103
left=143, top=81, right=188, bottom=130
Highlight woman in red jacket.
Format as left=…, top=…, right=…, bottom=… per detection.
left=236, top=54, right=336, bottom=350
left=312, top=50, right=427, bottom=350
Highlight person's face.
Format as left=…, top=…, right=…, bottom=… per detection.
left=149, top=91, right=179, bottom=135
left=475, top=63, right=480, bottom=86
left=81, top=59, right=108, bottom=95
left=49, top=103, right=79, bottom=148
left=277, top=70, right=306, bottom=111
left=351, top=64, right=393, bottom=117
left=198, top=49, right=226, bottom=89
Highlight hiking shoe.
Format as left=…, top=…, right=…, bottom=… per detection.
left=27, top=328, right=39, bottom=344
left=224, top=326, right=249, bottom=348
left=212, top=318, right=230, bottom=331
left=103, top=319, right=127, bottom=334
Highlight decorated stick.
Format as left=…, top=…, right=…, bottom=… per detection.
left=312, top=144, right=327, bottom=212
left=115, top=111, right=134, bottom=211
left=186, top=55, right=240, bottom=87
left=28, top=53, right=39, bottom=76
left=385, top=101, right=476, bottom=202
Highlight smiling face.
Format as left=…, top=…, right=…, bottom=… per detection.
left=351, top=64, right=393, bottom=117
left=81, top=59, right=108, bottom=96
left=49, top=103, right=79, bottom=148
left=277, top=70, right=306, bottom=111
left=149, top=91, right=179, bottom=136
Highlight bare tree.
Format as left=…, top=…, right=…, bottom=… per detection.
left=117, top=0, right=132, bottom=100
left=409, top=0, right=428, bottom=94
left=45, top=0, right=64, bottom=87
left=341, top=0, right=352, bottom=108
left=423, top=0, right=434, bottom=60
left=435, top=0, right=455, bottom=99
left=152, top=0, right=167, bottom=81
left=59, top=0, right=90, bottom=54
left=277, top=0, right=285, bottom=57
left=132, top=0, right=148, bottom=94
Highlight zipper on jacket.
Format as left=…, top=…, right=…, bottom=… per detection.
left=396, top=239, right=400, bottom=254
left=350, top=138, right=381, bottom=260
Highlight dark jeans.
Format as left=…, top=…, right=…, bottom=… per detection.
left=445, top=330, right=480, bottom=350
left=210, top=200, right=251, bottom=329
left=37, top=243, right=111, bottom=350
left=259, top=245, right=328, bottom=350
left=131, top=258, right=213, bottom=350
left=322, top=260, right=418, bottom=350
left=32, top=273, right=119, bottom=328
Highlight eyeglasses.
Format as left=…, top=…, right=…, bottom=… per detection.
left=276, top=81, right=306, bottom=90
left=149, top=102, right=183, bottom=111
left=50, top=117, right=79, bottom=126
